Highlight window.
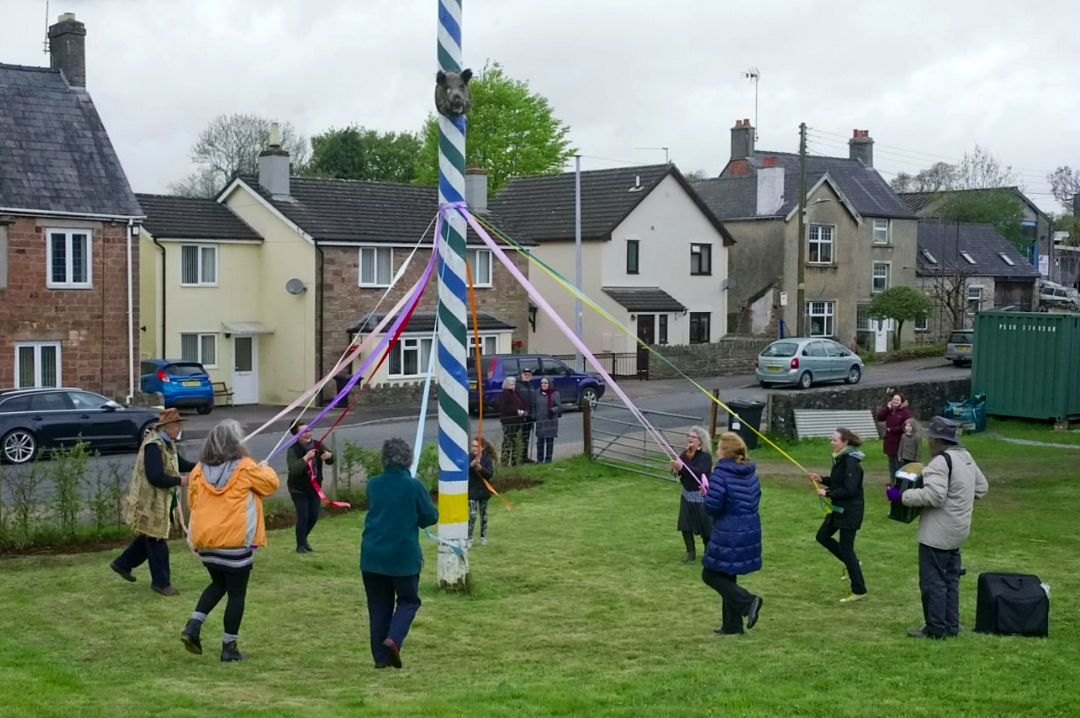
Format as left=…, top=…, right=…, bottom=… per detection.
left=806, top=301, right=835, bottom=337
left=470, top=335, right=498, bottom=356
left=690, top=244, right=712, bottom=275
left=915, top=315, right=929, bottom=332
left=920, top=248, right=938, bottom=265
left=180, top=245, right=218, bottom=286
left=626, top=240, right=640, bottom=274
left=658, top=314, right=668, bottom=345
left=856, top=304, right=871, bottom=331
left=31, top=393, right=70, bottom=412
left=466, top=249, right=492, bottom=287
left=47, top=229, right=91, bottom=288
left=69, top=391, right=111, bottom=410
left=960, top=251, right=976, bottom=265
left=873, top=218, right=890, bottom=244
left=998, top=252, right=1015, bottom=267
left=808, top=225, right=834, bottom=264
left=180, top=333, right=217, bottom=368
left=689, top=312, right=711, bottom=344
left=967, top=286, right=984, bottom=306
left=359, top=247, right=393, bottom=287
left=15, top=342, right=61, bottom=388
left=872, top=262, right=891, bottom=293
left=539, top=357, right=571, bottom=377
left=389, top=336, right=432, bottom=378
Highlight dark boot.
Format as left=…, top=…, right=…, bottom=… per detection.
left=110, top=561, right=136, bottom=583
left=180, top=619, right=203, bottom=655
left=221, top=641, right=248, bottom=662
left=382, top=638, right=403, bottom=669
left=681, top=550, right=696, bottom=564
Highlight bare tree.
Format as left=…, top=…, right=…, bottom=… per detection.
left=954, top=145, right=1020, bottom=190
left=683, top=169, right=710, bottom=181
left=913, top=162, right=958, bottom=192
left=1048, top=166, right=1080, bottom=213
left=925, top=262, right=979, bottom=333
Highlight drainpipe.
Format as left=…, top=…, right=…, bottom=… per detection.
left=153, top=236, right=167, bottom=356
left=126, top=220, right=136, bottom=404
left=315, top=240, right=325, bottom=404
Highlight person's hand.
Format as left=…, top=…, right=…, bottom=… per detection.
left=259, top=460, right=269, bottom=468
left=320, top=451, right=332, bottom=461
left=699, top=485, right=707, bottom=497
left=816, top=487, right=827, bottom=497
left=517, top=410, right=525, bottom=416
left=670, top=459, right=681, bottom=472
left=179, top=473, right=189, bottom=486
left=470, top=457, right=481, bottom=468
left=807, top=472, right=821, bottom=482
left=304, top=449, right=317, bottom=462
left=886, top=486, right=902, bottom=502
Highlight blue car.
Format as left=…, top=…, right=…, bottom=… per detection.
left=468, top=354, right=605, bottom=416
left=140, top=359, right=214, bottom=414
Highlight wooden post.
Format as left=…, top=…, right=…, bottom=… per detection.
left=709, top=388, right=720, bottom=440
left=331, top=431, right=340, bottom=494
left=582, top=401, right=593, bottom=459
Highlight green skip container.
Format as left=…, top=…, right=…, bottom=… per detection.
left=972, top=311, right=1080, bottom=422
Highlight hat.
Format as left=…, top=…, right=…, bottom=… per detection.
left=520, top=367, right=533, bottom=375
left=925, top=416, right=958, bottom=444
left=154, top=408, right=185, bottom=427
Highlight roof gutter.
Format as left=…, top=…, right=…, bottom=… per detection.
left=0, top=206, right=145, bottom=222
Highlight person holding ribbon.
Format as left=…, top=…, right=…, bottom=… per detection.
left=287, top=422, right=335, bottom=554
left=534, top=377, right=562, bottom=464
left=467, top=437, right=497, bottom=546
left=807, top=428, right=868, bottom=603
left=670, top=426, right=713, bottom=564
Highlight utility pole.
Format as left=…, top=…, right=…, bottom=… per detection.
left=574, top=155, right=584, bottom=372
left=796, top=122, right=807, bottom=337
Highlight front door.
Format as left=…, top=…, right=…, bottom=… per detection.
left=232, top=336, right=258, bottom=405
left=636, top=314, right=654, bottom=379
left=871, top=319, right=889, bottom=353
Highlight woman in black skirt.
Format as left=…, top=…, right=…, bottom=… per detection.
left=670, top=426, right=714, bottom=563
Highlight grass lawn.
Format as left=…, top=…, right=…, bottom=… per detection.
left=0, top=433, right=1076, bottom=717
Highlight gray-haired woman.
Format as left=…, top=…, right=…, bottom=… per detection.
left=360, top=438, right=439, bottom=669
left=670, top=426, right=714, bottom=563
left=498, top=376, right=526, bottom=467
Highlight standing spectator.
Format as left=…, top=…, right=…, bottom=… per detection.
left=889, top=417, right=988, bottom=639
left=498, top=377, right=525, bottom=466
left=180, top=419, right=280, bottom=661
left=516, top=367, right=538, bottom=464
left=534, top=377, right=562, bottom=464
left=807, top=428, right=868, bottom=603
left=898, top=418, right=923, bottom=467
left=669, top=426, right=713, bottom=563
left=876, top=393, right=913, bottom=480
left=287, top=422, right=334, bottom=554
left=468, top=438, right=497, bottom=546
left=360, top=438, right=439, bottom=669
left=112, top=408, right=195, bottom=596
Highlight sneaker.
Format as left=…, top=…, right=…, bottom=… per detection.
left=152, top=585, right=180, bottom=597
left=110, top=561, right=136, bottom=583
left=840, top=592, right=867, bottom=603
left=382, top=638, right=402, bottom=669
left=480, top=537, right=487, bottom=546
left=221, top=641, right=248, bottom=662
left=180, top=619, right=203, bottom=655
left=466, top=539, right=473, bottom=549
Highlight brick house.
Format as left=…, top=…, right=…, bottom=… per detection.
left=0, top=14, right=144, bottom=401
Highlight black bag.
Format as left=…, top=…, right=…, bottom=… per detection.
left=975, top=572, right=1049, bottom=637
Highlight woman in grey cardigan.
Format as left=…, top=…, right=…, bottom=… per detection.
left=534, top=377, right=562, bottom=463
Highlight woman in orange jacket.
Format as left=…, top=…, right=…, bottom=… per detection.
left=180, top=419, right=280, bottom=662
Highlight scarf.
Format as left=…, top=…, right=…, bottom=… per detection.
left=545, top=387, right=553, bottom=409
left=832, top=444, right=857, bottom=461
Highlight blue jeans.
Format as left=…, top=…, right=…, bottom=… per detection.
left=114, top=534, right=171, bottom=588
left=292, top=493, right=321, bottom=549
left=537, top=437, right=555, bottom=463
left=362, top=572, right=422, bottom=665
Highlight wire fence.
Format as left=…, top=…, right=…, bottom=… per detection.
left=584, top=401, right=705, bottom=481
left=551, top=352, right=640, bottom=379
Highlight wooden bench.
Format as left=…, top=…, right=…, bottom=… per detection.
left=212, top=381, right=234, bottom=407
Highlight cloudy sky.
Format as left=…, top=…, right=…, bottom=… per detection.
left=4, top=0, right=1077, bottom=212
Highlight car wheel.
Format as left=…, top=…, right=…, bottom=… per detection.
left=139, top=421, right=156, bottom=443
left=2, top=429, right=37, bottom=464
left=953, top=360, right=965, bottom=367
left=798, top=372, right=813, bottom=390
left=846, top=366, right=862, bottom=385
left=196, top=405, right=213, bottom=415
left=579, top=387, right=599, bottom=409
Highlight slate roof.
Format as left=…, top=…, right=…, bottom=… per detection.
left=347, top=310, right=515, bottom=334
left=0, top=63, right=142, bottom=217
left=135, top=194, right=261, bottom=241
left=602, top=287, right=686, bottom=312
left=899, top=187, right=1047, bottom=219
left=489, top=164, right=735, bottom=245
left=233, top=176, right=534, bottom=246
left=916, top=220, right=1040, bottom=280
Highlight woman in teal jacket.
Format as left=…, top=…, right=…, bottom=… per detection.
left=360, top=438, right=439, bottom=669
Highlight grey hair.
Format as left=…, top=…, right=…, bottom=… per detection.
left=381, top=437, right=413, bottom=470
left=198, top=419, right=249, bottom=466
left=688, top=425, right=713, bottom=455
left=502, top=376, right=516, bottom=389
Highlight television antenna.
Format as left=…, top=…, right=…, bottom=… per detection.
left=42, top=0, right=50, bottom=54
left=743, top=68, right=760, bottom=141
left=635, top=146, right=669, bottom=163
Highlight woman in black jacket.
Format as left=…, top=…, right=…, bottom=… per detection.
left=807, top=427, right=867, bottom=602
left=467, top=437, right=497, bottom=546
left=670, top=426, right=714, bottom=563
left=287, top=422, right=334, bottom=554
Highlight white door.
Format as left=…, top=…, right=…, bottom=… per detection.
left=232, top=336, right=258, bottom=405
left=871, top=320, right=889, bottom=353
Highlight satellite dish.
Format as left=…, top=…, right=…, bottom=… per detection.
left=285, top=278, right=306, bottom=295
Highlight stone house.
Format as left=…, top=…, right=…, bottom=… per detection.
left=0, top=14, right=144, bottom=400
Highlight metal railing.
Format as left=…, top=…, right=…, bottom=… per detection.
left=552, top=352, right=639, bottom=378
left=583, top=401, right=705, bottom=481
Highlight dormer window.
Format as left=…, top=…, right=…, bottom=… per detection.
left=960, top=251, right=976, bottom=265
left=998, top=252, right=1015, bottom=266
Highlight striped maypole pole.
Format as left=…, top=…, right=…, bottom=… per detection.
left=435, top=0, right=470, bottom=590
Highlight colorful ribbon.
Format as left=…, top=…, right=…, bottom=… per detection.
left=308, top=460, right=350, bottom=508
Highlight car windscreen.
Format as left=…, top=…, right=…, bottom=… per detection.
left=761, top=342, right=798, bottom=358
left=164, top=363, right=208, bottom=377
left=948, top=333, right=973, bottom=344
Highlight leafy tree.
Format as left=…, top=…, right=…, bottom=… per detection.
left=1048, top=166, right=1080, bottom=213
left=1052, top=214, right=1080, bottom=247
left=306, top=126, right=422, bottom=183
left=414, top=61, right=576, bottom=195
left=868, top=286, right=934, bottom=351
left=936, top=190, right=1028, bottom=254
left=683, top=169, right=709, bottom=181
left=169, top=114, right=309, bottom=198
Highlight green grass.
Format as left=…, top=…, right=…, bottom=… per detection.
left=987, top=418, right=1080, bottom=446
left=0, top=436, right=1077, bottom=717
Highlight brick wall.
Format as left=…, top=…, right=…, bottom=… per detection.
left=0, top=216, right=138, bottom=401
left=646, top=337, right=774, bottom=379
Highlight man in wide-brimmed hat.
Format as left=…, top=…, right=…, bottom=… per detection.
left=112, top=408, right=197, bottom=596
left=886, top=416, right=989, bottom=639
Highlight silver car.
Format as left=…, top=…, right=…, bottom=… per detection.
left=755, top=338, right=864, bottom=390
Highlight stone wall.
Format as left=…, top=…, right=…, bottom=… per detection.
left=647, top=336, right=774, bottom=379
left=340, top=380, right=438, bottom=408
left=766, top=376, right=971, bottom=440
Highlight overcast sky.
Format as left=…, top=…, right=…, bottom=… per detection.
left=4, top=0, right=1077, bottom=212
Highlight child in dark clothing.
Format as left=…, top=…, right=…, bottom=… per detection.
left=467, top=438, right=498, bottom=546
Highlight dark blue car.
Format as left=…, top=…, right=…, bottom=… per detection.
left=468, top=354, right=605, bottom=416
left=140, top=359, right=214, bottom=414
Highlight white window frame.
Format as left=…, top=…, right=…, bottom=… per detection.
left=46, top=228, right=92, bottom=289
left=466, top=248, right=493, bottom=288
left=359, top=246, right=394, bottom=288
left=469, top=334, right=499, bottom=356
left=179, top=333, right=218, bottom=368
left=180, top=244, right=218, bottom=287
left=873, top=218, right=890, bottom=245
left=967, top=285, right=984, bottom=306
left=14, top=341, right=62, bottom=389
left=872, top=262, right=891, bottom=294
left=388, top=335, right=433, bottom=379
left=808, top=225, right=834, bottom=265
left=806, top=301, right=835, bottom=337
left=914, top=314, right=930, bottom=332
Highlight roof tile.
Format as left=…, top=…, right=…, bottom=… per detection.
left=135, top=194, right=262, bottom=240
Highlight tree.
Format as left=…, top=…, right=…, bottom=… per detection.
left=306, top=126, right=422, bottom=183
left=683, top=169, right=710, bottom=181
left=868, top=286, right=934, bottom=350
left=936, top=190, right=1028, bottom=254
left=1053, top=214, right=1080, bottom=247
left=169, top=113, right=309, bottom=198
left=953, top=145, right=1019, bottom=190
left=1048, top=166, right=1080, bottom=212
left=414, top=61, right=575, bottom=195
left=889, top=172, right=913, bottom=193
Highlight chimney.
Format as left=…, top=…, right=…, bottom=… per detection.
left=756, top=156, right=785, bottom=216
left=465, top=167, right=488, bottom=211
left=48, top=12, right=86, bottom=87
left=1073, top=193, right=1080, bottom=219
left=730, top=118, right=755, bottom=161
left=849, top=129, right=874, bottom=167
left=258, top=123, right=291, bottom=197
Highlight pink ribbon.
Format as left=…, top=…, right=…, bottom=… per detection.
left=309, top=460, right=350, bottom=508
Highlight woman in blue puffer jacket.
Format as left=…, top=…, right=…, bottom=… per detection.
left=701, top=431, right=764, bottom=635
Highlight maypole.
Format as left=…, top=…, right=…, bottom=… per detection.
left=435, top=0, right=470, bottom=590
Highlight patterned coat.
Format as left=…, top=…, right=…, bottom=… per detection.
left=121, top=434, right=180, bottom=540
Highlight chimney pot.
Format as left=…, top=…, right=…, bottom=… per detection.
left=259, top=125, right=291, bottom=197
left=48, top=12, right=87, bottom=87
left=744, top=118, right=750, bottom=125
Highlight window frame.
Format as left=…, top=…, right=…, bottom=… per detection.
left=914, top=314, right=930, bottom=332
left=466, top=248, right=493, bottom=288
left=690, top=243, right=713, bottom=276
left=388, top=335, right=433, bottom=379
left=872, top=261, right=891, bottom=294
left=179, top=333, right=218, bottom=369
left=658, top=314, right=669, bottom=345
left=626, top=239, right=640, bottom=275
left=358, top=246, right=394, bottom=288
left=180, top=244, right=219, bottom=287
left=872, top=218, right=890, bottom=245
left=856, top=304, right=871, bottom=331
left=469, top=334, right=499, bottom=356
left=14, top=341, right=63, bottom=389
left=806, top=301, right=836, bottom=338
left=967, top=285, right=984, bottom=305
left=46, top=228, right=93, bottom=289
left=808, top=224, right=835, bottom=265
left=688, top=312, right=711, bottom=344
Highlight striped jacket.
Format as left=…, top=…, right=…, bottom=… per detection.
left=188, top=457, right=280, bottom=563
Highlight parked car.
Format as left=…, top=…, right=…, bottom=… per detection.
left=140, top=359, right=214, bottom=414
left=468, top=354, right=606, bottom=415
left=755, top=338, right=863, bottom=390
left=944, top=330, right=974, bottom=367
left=1038, top=280, right=1080, bottom=311
left=0, top=388, right=161, bottom=464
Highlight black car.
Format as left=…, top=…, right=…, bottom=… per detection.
left=0, top=388, right=161, bottom=464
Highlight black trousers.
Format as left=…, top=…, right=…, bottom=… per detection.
left=816, top=516, right=866, bottom=595
left=537, top=436, right=555, bottom=463
left=701, top=568, right=755, bottom=634
left=114, top=534, right=171, bottom=588
left=919, top=543, right=962, bottom=637
left=888, top=454, right=903, bottom=481
left=292, top=493, right=321, bottom=549
left=362, top=571, right=422, bottom=666
left=194, top=565, right=251, bottom=636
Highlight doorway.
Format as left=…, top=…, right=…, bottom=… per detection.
left=636, top=314, right=654, bottom=379
left=231, top=335, right=258, bottom=405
